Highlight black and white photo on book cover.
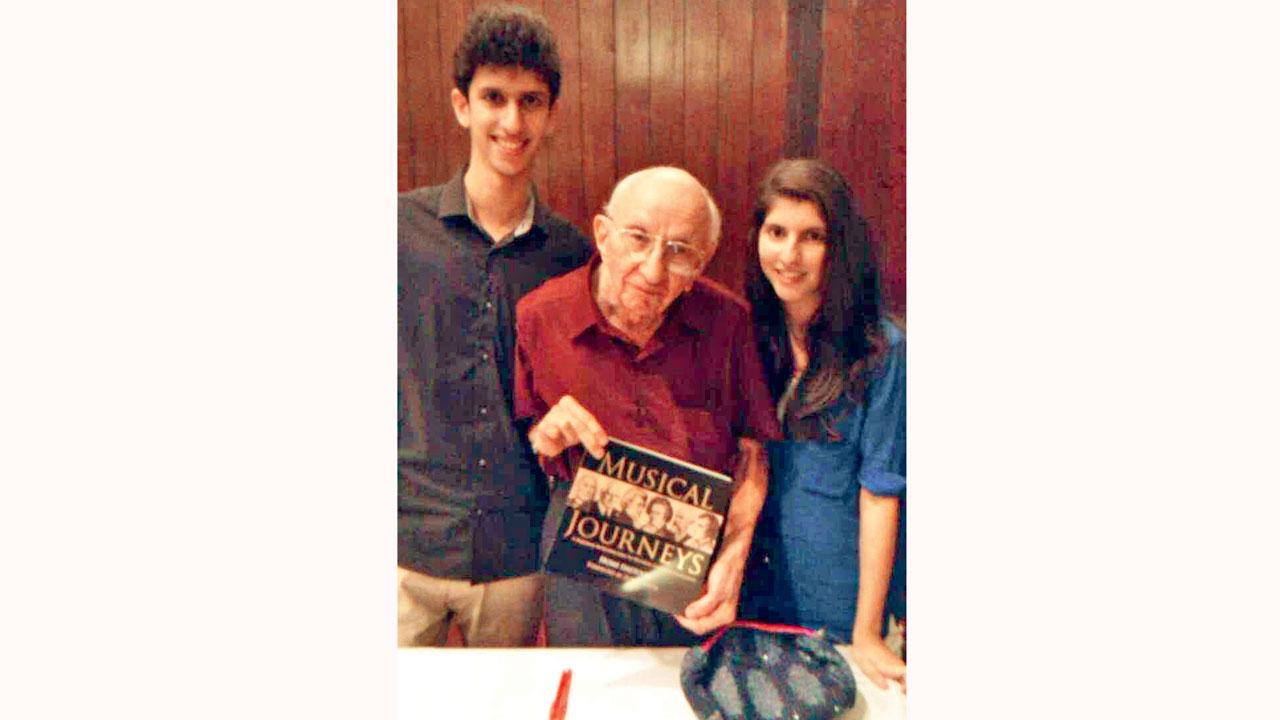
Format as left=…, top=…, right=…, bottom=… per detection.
left=543, top=437, right=734, bottom=616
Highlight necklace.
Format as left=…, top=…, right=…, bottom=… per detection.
left=787, top=329, right=809, bottom=377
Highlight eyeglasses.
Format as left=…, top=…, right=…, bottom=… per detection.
left=601, top=215, right=705, bottom=277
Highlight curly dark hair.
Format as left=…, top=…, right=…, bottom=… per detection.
left=453, top=4, right=562, bottom=104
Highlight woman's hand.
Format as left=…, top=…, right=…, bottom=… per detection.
left=850, top=631, right=906, bottom=692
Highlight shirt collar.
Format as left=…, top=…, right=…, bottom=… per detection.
left=666, top=282, right=714, bottom=334
left=466, top=187, right=536, bottom=246
left=438, top=167, right=538, bottom=246
left=562, top=256, right=606, bottom=340
left=437, top=168, right=470, bottom=219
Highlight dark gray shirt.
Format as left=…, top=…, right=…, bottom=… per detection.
left=398, top=169, right=593, bottom=581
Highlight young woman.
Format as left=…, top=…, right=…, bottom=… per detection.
left=742, top=158, right=907, bottom=690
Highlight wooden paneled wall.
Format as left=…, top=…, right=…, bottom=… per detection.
left=399, top=0, right=905, bottom=313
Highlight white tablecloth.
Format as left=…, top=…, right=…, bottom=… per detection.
left=397, top=646, right=905, bottom=719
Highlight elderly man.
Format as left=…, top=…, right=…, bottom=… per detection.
left=514, top=166, right=782, bottom=646
left=595, top=481, right=622, bottom=520
left=565, top=472, right=601, bottom=515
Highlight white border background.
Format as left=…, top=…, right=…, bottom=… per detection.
left=3, top=1, right=1279, bottom=718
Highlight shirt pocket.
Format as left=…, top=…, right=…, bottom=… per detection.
left=682, top=406, right=735, bottom=468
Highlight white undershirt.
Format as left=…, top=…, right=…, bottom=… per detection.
left=465, top=189, right=536, bottom=247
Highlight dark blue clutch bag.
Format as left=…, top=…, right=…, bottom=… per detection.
left=679, top=620, right=858, bottom=720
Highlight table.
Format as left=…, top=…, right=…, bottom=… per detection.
left=397, top=646, right=905, bottom=719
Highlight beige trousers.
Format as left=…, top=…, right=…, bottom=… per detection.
left=396, top=567, right=544, bottom=647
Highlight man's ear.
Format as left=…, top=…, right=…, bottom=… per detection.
left=544, top=100, right=559, bottom=137
left=592, top=214, right=610, bottom=252
left=450, top=87, right=470, bottom=129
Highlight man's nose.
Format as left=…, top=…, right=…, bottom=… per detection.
left=638, top=242, right=668, bottom=283
left=500, top=102, right=523, bottom=132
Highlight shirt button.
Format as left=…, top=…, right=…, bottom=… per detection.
left=478, top=458, right=488, bottom=468
left=479, top=406, right=488, bottom=416
left=484, top=301, right=493, bottom=311
left=473, top=507, right=483, bottom=517
left=480, top=352, right=490, bottom=362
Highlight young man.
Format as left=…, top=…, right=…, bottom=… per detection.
left=397, top=4, right=593, bottom=647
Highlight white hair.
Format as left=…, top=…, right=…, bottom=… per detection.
left=603, top=166, right=722, bottom=252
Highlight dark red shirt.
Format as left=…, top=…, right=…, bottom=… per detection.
left=515, top=257, right=782, bottom=480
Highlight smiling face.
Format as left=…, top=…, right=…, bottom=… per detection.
left=758, top=195, right=829, bottom=322
left=669, top=512, right=687, bottom=534
left=647, top=499, right=672, bottom=527
left=625, top=491, right=647, bottom=519
left=690, top=514, right=717, bottom=541
left=593, top=170, right=712, bottom=342
left=451, top=65, right=556, bottom=184
left=598, top=485, right=618, bottom=512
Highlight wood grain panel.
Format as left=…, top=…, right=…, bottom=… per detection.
left=750, top=0, right=788, bottom=196
left=398, top=1, right=415, bottom=191
left=402, top=0, right=446, bottom=189
left=818, top=0, right=857, bottom=172
left=820, top=0, right=905, bottom=314
left=544, top=0, right=588, bottom=232
left=880, top=0, right=906, bottom=315
left=829, top=0, right=880, bottom=229
left=437, top=0, right=473, bottom=180
left=682, top=0, right=719, bottom=193
left=614, top=0, right=651, bottom=176
left=648, top=0, right=685, bottom=167
left=708, top=0, right=754, bottom=291
left=819, top=0, right=871, bottom=270
left=785, top=0, right=824, bottom=158
left=578, top=0, right=618, bottom=222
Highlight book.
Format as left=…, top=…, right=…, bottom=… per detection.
left=542, top=437, right=734, bottom=616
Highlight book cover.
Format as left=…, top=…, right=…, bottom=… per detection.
left=543, top=437, right=734, bottom=616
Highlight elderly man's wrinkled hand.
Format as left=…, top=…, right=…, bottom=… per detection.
left=675, top=549, right=745, bottom=635
left=528, top=395, right=608, bottom=459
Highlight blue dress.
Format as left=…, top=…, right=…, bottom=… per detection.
left=743, top=322, right=906, bottom=641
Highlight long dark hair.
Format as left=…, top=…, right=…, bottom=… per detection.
left=745, top=158, right=887, bottom=440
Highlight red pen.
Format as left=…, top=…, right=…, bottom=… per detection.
left=549, top=669, right=572, bottom=720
